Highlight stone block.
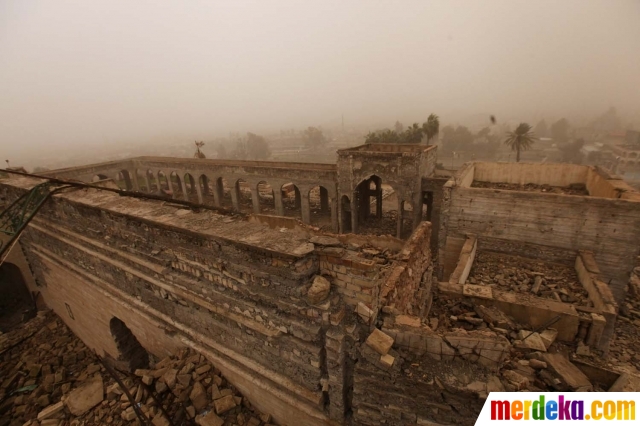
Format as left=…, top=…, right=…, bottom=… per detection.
left=65, top=375, right=104, bottom=416
left=214, top=394, right=236, bottom=414
left=189, top=381, right=208, bottom=411
left=195, top=411, right=225, bottom=426
left=539, top=329, right=558, bottom=349
left=366, top=329, right=394, bottom=355
left=395, top=315, right=421, bottom=328
left=463, top=284, right=492, bottom=299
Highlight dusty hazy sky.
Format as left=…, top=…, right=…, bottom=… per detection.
left=1, top=0, right=639, bottom=164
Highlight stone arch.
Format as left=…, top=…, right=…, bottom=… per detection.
left=257, top=181, right=276, bottom=214
left=91, top=174, right=109, bottom=182
left=352, top=174, right=399, bottom=236
left=281, top=183, right=302, bottom=218
left=184, top=173, right=197, bottom=201
left=118, top=170, right=133, bottom=190
left=199, top=174, right=210, bottom=197
left=308, top=185, right=331, bottom=227
left=135, top=169, right=148, bottom=192
left=170, top=172, right=183, bottom=199
left=157, top=171, right=170, bottom=195
left=340, top=195, right=352, bottom=233
left=234, top=178, right=252, bottom=212
left=0, top=263, right=35, bottom=332
left=216, top=177, right=232, bottom=208
left=109, top=317, right=150, bottom=372
left=146, top=170, right=158, bottom=193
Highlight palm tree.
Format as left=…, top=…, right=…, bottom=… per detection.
left=422, top=114, right=440, bottom=145
left=504, top=123, right=536, bottom=162
left=194, top=141, right=206, bottom=159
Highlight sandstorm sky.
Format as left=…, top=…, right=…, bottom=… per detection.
left=1, top=0, right=639, bottom=164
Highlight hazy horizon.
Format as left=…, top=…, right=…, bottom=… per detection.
left=2, top=0, right=640, bottom=167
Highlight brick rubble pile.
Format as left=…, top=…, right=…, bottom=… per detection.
left=0, top=311, right=275, bottom=426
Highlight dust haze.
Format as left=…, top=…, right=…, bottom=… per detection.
left=1, top=0, right=639, bottom=169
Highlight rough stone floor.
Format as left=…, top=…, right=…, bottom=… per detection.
left=468, top=251, right=592, bottom=307
left=0, top=310, right=275, bottom=426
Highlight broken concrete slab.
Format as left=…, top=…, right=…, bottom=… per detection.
left=542, top=353, right=592, bottom=391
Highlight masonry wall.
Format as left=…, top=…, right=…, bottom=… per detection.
left=0, top=181, right=344, bottom=426
left=351, top=319, right=506, bottom=426
left=442, top=185, right=640, bottom=301
left=380, top=222, right=433, bottom=318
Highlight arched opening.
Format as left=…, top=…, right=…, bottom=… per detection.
left=354, top=175, right=397, bottom=236
left=199, top=174, right=211, bottom=199
left=399, top=200, right=414, bottom=239
left=157, top=171, right=170, bottom=196
left=216, top=177, right=232, bottom=207
left=146, top=170, right=158, bottom=193
left=91, top=174, right=109, bottom=182
left=309, top=185, right=331, bottom=229
left=340, top=195, right=352, bottom=233
left=422, top=191, right=433, bottom=222
left=281, top=183, right=301, bottom=218
left=257, top=181, right=275, bottom=214
left=234, top=179, right=253, bottom=212
left=109, top=317, right=150, bottom=372
left=170, top=172, right=183, bottom=198
left=118, top=170, right=133, bottom=190
left=135, top=169, right=148, bottom=192
left=184, top=173, right=197, bottom=202
left=0, top=263, right=35, bottom=332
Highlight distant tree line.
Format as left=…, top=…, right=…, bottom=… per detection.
left=365, top=114, right=440, bottom=145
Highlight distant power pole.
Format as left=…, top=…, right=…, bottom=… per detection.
left=342, top=115, right=345, bottom=133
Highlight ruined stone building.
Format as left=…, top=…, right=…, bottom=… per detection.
left=2, top=143, right=640, bottom=425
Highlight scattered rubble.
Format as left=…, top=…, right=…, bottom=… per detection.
left=424, top=287, right=640, bottom=394
left=0, top=311, right=275, bottom=426
left=471, top=181, right=589, bottom=195
left=467, top=251, right=592, bottom=307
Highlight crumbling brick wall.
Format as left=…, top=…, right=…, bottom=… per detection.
left=380, top=222, right=433, bottom=318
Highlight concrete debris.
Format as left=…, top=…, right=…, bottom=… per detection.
left=542, top=353, right=593, bottom=391
left=0, top=311, right=276, bottom=426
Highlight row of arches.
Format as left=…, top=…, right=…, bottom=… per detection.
left=110, top=169, right=336, bottom=230
left=93, top=170, right=432, bottom=239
